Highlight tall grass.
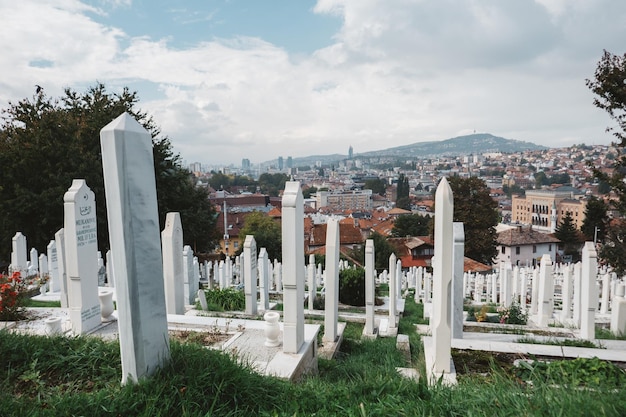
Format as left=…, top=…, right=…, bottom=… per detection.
left=0, top=304, right=625, bottom=416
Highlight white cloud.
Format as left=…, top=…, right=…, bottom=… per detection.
left=0, top=0, right=622, bottom=166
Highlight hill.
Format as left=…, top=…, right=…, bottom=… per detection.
left=287, top=133, right=546, bottom=167
left=358, top=133, right=547, bottom=158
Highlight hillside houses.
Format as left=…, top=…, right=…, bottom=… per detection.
left=204, top=142, right=614, bottom=269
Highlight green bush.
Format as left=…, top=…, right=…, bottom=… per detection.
left=339, top=268, right=365, bottom=306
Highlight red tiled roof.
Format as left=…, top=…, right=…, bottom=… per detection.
left=309, top=222, right=364, bottom=246
left=267, top=207, right=282, bottom=218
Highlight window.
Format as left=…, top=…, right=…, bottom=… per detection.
left=233, top=241, right=239, bottom=249
left=501, top=246, right=506, bottom=254
left=533, top=245, right=537, bottom=254
left=548, top=244, right=552, bottom=251
left=515, top=247, right=520, bottom=255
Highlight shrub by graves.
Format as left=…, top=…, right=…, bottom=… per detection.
left=339, top=267, right=365, bottom=306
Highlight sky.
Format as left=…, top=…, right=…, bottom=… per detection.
left=1, top=0, right=625, bottom=167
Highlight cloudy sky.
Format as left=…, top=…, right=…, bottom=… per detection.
left=1, top=0, right=625, bottom=167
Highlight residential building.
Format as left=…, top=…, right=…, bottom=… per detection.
left=315, top=189, right=373, bottom=211
left=495, top=225, right=560, bottom=267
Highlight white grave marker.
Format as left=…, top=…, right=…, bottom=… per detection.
left=323, top=218, right=340, bottom=343
left=243, top=235, right=258, bottom=315
left=281, top=181, right=304, bottom=353
left=100, top=112, right=171, bottom=384
left=162, top=213, right=185, bottom=315
left=432, top=177, right=453, bottom=373
left=64, top=179, right=101, bottom=334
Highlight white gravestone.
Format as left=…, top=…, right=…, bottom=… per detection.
left=388, top=253, right=398, bottom=329
left=274, top=259, right=282, bottom=292
left=580, top=242, right=598, bottom=340
left=258, top=248, right=270, bottom=310
left=610, top=283, right=626, bottom=336
left=55, top=229, right=69, bottom=307
left=364, top=239, right=376, bottom=336
left=323, top=218, right=340, bottom=343
left=29, top=248, right=39, bottom=275
left=64, top=179, right=101, bottom=334
left=560, top=264, right=573, bottom=320
left=281, top=181, right=304, bottom=354
left=182, top=245, right=194, bottom=305
left=100, top=112, right=171, bottom=384
left=530, top=268, right=539, bottom=315
left=537, top=254, right=554, bottom=327
left=243, top=235, right=258, bottom=315
left=452, top=222, right=465, bottom=340
left=600, top=273, right=611, bottom=314
left=162, top=212, right=185, bottom=315
left=572, top=262, right=582, bottom=326
left=432, top=176, right=453, bottom=374
left=47, top=240, right=60, bottom=292
left=106, top=250, right=115, bottom=288
left=11, top=232, right=27, bottom=276
left=38, top=254, right=48, bottom=289
left=307, top=254, right=316, bottom=310
left=193, top=257, right=200, bottom=299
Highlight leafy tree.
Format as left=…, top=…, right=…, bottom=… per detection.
left=391, top=214, right=432, bottom=237
left=598, top=180, right=611, bottom=194
left=350, top=232, right=399, bottom=272
left=581, top=196, right=608, bottom=242
left=208, top=172, right=232, bottom=190
left=503, top=184, right=525, bottom=197
left=554, top=212, right=582, bottom=261
left=237, top=211, right=282, bottom=261
left=446, top=176, right=499, bottom=265
left=534, top=171, right=548, bottom=188
left=258, top=173, right=289, bottom=197
left=302, top=186, right=318, bottom=199
left=363, top=178, right=387, bottom=196
left=0, top=84, right=219, bottom=262
left=396, top=173, right=411, bottom=210
left=586, top=50, right=626, bottom=272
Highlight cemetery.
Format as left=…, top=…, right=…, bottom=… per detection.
left=0, top=113, right=625, bottom=415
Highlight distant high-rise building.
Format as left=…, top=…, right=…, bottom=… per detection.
left=242, top=158, right=251, bottom=170
left=348, top=145, right=353, bottom=159
left=278, top=156, right=284, bottom=170
left=286, top=156, right=293, bottom=169
left=189, top=162, right=202, bottom=173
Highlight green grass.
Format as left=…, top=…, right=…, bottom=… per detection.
left=23, top=299, right=62, bottom=308
left=516, top=336, right=603, bottom=349
left=596, top=326, right=626, bottom=340
left=0, top=304, right=625, bottom=416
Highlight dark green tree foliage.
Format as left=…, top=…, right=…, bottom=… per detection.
left=302, top=186, right=318, bottom=199
left=581, top=196, right=608, bottom=242
left=207, top=173, right=255, bottom=192
left=391, top=214, right=432, bottom=237
left=350, top=232, right=399, bottom=272
left=238, top=211, right=282, bottom=261
left=396, top=173, right=411, bottom=210
left=554, top=212, right=582, bottom=260
left=0, top=84, right=218, bottom=261
left=258, top=173, right=289, bottom=197
left=447, top=176, right=499, bottom=265
left=338, top=267, right=365, bottom=306
left=363, top=178, right=387, bottom=196
left=586, top=50, right=626, bottom=272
